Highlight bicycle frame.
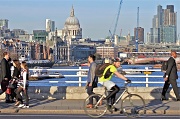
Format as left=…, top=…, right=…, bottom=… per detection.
left=94, top=83, right=130, bottom=109
left=110, top=83, right=130, bottom=108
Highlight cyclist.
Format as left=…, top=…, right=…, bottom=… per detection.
left=99, top=58, right=131, bottom=111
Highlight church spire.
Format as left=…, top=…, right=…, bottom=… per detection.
left=70, top=5, right=75, bottom=17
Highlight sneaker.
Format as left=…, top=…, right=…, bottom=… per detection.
left=17, top=104, right=24, bottom=108
left=113, top=107, right=119, bottom=112
left=22, top=105, right=29, bottom=108
left=107, top=105, right=113, bottom=113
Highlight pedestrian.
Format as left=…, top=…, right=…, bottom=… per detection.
left=161, top=51, right=180, bottom=101
left=16, top=61, right=29, bottom=108
left=86, top=54, right=99, bottom=108
left=98, top=58, right=131, bottom=111
left=12, top=59, right=21, bottom=106
left=0, top=52, right=13, bottom=103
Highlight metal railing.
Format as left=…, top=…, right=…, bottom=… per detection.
left=27, top=66, right=176, bottom=87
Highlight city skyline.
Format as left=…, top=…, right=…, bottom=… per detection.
left=0, top=0, right=179, bottom=40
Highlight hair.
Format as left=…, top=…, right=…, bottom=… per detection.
left=13, top=59, right=21, bottom=70
left=89, top=54, right=96, bottom=61
left=21, top=61, right=29, bottom=73
left=3, top=52, right=8, bottom=57
left=8, top=57, right=11, bottom=62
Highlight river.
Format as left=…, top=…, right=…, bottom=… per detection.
left=29, top=65, right=180, bottom=87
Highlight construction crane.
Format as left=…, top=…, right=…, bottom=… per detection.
left=135, top=7, right=139, bottom=52
left=109, top=0, right=123, bottom=43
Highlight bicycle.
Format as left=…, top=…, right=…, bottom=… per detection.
left=83, top=82, right=145, bottom=118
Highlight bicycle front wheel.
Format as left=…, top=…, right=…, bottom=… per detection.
left=83, top=94, right=107, bottom=118
left=121, top=94, right=145, bottom=118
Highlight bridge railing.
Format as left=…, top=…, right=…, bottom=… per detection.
left=27, top=67, right=179, bottom=87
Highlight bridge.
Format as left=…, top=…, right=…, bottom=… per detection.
left=120, top=52, right=180, bottom=64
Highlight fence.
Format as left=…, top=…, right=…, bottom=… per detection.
left=28, top=67, right=174, bottom=87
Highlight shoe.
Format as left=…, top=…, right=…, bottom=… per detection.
left=107, top=105, right=113, bottom=113
left=22, top=105, right=29, bottom=108
left=17, top=104, right=24, bottom=108
left=10, top=100, right=15, bottom=103
left=176, top=99, right=180, bottom=101
left=86, top=104, right=93, bottom=108
left=113, top=107, right=119, bottom=112
left=160, top=95, right=168, bottom=101
left=5, top=100, right=11, bottom=103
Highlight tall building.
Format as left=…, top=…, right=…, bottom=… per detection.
left=150, top=5, right=177, bottom=43
left=134, top=27, right=144, bottom=43
left=46, top=19, right=55, bottom=32
left=0, top=19, right=8, bottom=29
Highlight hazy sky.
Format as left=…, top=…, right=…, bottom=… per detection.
left=0, top=0, right=179, bottom=40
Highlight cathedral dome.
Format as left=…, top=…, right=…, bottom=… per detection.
left=65, top=16, right=79, bottom=25
left=65, top=6, right=80, bottom=26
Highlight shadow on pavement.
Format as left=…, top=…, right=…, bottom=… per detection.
left=146, top=87, right=175, bottom=114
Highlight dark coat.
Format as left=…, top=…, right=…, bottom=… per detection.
left=165, top=57, right=178, bottom=80
left=12, top=67, right=21, bottom=78
left=0, top=58, right=11, bottom=81
left=0, top=58, right=11, bottom=92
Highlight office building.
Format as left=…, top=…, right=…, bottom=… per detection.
left=150, top=5, right=177, bottom=43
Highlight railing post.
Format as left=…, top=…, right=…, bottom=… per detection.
left=145, top=67, right=149, bottom=87
left=79, top=67, right=82, bottom=87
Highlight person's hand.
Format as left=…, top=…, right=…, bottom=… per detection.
left=4, top=78, right=8, bottom=80
left=164, top=77, right=168, bottom=81
left=126, top=79, right=131, bottom=83
left=89, top=83, right=92, bottom=87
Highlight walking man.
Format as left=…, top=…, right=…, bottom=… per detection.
left=86, top=54, right=98, bottom=108
left=161, top=51, right=180, bottom=101
left=0, top=52, right=12, bottom=103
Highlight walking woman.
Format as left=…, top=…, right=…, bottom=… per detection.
left=11, top=59, right=21, bottom=104
left=16, top=61, right=29, bottom=108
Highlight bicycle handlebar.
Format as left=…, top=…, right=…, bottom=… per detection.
left=124, top=82, right=131, bottom=87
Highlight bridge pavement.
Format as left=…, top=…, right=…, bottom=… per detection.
left=0, top=99, right=179, bottom=115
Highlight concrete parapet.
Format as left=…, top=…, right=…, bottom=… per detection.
left=0, top=86, right=179, bottom=100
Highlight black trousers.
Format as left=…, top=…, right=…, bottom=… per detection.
left=162, top=79, right=180, bottom=99
left=106, top=85, right=120, bottom=105
left=87, top=83, right=99, bottom=104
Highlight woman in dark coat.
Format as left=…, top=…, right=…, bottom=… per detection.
left=12, top=60, right=21, bottom=105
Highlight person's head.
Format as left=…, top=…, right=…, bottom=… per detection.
left=3, top=52, right=10, bottom=60
left=21, top=61, right=28, bottom=72
left=13, top=59, right=21, bottom=69
left=171, top=51, right=177, bottom=58
left=88, top=54, right=96, bottom=63
left=112, top=58, right=121, bottom=68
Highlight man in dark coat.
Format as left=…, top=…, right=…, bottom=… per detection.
left=161, top=51, right=180, bottom=101
left=0, top=52, right=12, bottom=103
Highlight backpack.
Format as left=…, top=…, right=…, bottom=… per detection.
left=95, top=63, right=112, bottom=78
left=161, top=61, right=168, bottom=72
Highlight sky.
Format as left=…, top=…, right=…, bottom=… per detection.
left=0, top=0, right=180, bottom=40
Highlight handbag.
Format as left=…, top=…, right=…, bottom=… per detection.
left=1, top=80, right=9, bottom=92
left=92, top=76, right=98, bottom=88
left=6, top=87, right=11, bottom=94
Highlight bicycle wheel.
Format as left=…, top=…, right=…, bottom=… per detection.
left=121, top=94, right=145, bottom=118
left=84, top=94, right=107, bottom=118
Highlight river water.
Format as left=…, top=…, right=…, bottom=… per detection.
left=29, top=65, right=180, bottom=87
